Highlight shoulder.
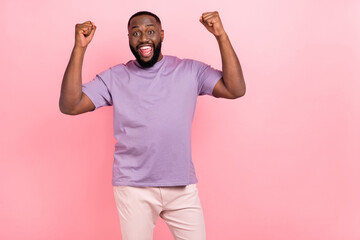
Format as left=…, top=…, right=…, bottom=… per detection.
left=108, top=62, right=134, bottom=75
left=164, top=55, right=206, bottom=69
left=163, top=55, right=182, bottom=64
left=95, top=63, right=128, bottom=84
left=112, top=62, right=129, bottom=72
left=182, top=57, right=210, bottom=69
left=97, top=63, right=125, bottom=75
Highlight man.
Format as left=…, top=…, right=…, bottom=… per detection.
left=59, top=11, right=245, bottom=240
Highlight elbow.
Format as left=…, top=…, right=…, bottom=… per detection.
left=233, top=87, right=246, bottom=99
left=60, top=108, right=78, bottom=116
left=240, top=89, right=246, bottom=97
left=59, top=102, right=77, bottom=115
left=59, top=105, right=72, bottom=115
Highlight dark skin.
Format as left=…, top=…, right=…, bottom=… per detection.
left=59, top=20, right=97, bottom=115
left=59, top=12, right=245, bottom=115
left=128, top=15, right=164, bottom=65
left=199, top=11, right=246, bottom=99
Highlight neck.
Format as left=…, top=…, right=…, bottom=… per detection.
left=157, top=53, right=163, bottom=62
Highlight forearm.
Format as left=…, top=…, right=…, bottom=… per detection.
left=59, top=46, right=86, bottom=113
left=216, top=33, right=246, bottom=97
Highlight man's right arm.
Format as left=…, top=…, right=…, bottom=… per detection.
left=59, top=21, right=97, bottom=115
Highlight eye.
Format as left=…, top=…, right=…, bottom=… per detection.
left=148, top=30, right=155, bottom=35
left=133, top=32, right=140, bottom=37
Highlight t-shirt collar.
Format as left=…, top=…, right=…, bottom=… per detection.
left=134, top=55, right=166, bottom=71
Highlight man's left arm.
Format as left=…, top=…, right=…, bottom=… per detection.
left=200, top=11, right=246, bottom=99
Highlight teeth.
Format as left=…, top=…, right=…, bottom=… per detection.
left=140, top=46, right=151, bottom=50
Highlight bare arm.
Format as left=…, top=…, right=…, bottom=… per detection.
left=59, top=21, right=97, bottom=115
left=200, top=12, right=246, bottom=99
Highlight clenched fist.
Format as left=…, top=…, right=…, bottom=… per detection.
left=75, top=21, right=96, bottom=48
left=199, top=11, right=226, bottom=38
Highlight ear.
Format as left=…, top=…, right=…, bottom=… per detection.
left=161, top=29, right=164, bottom=42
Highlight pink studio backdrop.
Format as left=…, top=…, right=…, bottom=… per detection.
left=1, top=0, right=359, bottom=239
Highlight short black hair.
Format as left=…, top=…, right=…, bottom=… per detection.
left=127, top=11, right=161, bottom=28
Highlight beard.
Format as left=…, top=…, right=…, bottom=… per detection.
left=130, top=41, right=162, bottom=68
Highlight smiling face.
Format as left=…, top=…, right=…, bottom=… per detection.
left=128, top=15, right=164, bottom=68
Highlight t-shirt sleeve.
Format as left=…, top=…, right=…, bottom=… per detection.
left=82, top=71, right=113, bottom=111
left=194, top=60, right=223, bottom=96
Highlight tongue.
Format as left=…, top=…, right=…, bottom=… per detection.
left=139, top=48, right=152, bottom=57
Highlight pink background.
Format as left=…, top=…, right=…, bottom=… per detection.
left=1, top=0, right=359, bottom=239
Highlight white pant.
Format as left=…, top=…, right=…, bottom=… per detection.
left=113, top=183, right=206, bottom=240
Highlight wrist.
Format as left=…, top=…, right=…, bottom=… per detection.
left=73, top=44, right=87, bottom=53
left=215, top=32, right=228, bottom=42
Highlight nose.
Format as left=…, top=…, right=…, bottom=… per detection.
left=140, top=32, right=149, bottom=42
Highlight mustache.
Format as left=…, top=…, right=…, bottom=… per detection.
left=136, top=42, right=155, bottom=50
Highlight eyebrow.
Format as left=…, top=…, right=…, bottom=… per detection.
left=131, top=24, right=155, bottom=29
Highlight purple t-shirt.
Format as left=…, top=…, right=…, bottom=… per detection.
left=82, top=55, right=222, bottom=187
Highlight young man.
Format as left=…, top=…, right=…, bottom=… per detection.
left=60, top=11, right=245, bottom=240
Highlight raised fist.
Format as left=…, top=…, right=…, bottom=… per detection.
left=75, top=21, right=96, bottom=48
left=199, top=11, right=225, bottom=38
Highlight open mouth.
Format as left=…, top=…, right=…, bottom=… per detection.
left=138, top=45, right=153, bottom=58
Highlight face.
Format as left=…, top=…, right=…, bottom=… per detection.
left=128, top=15, right=164, bottom=68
